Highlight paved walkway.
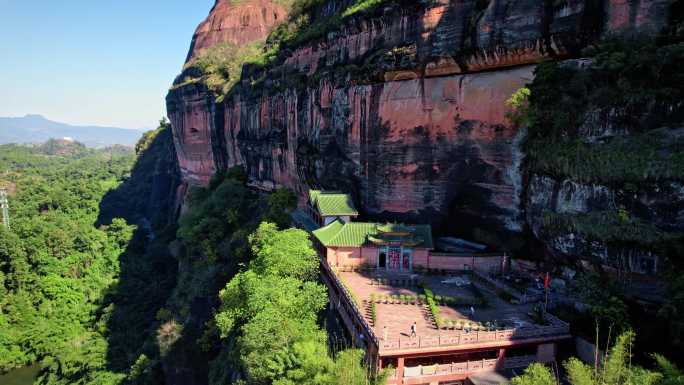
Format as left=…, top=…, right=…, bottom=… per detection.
left=339, top=270, right=536, bottom=344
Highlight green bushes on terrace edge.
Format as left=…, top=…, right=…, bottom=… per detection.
left=421, top=286, right=442, bottom=328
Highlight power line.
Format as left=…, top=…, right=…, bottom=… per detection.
left=0, top=189, right=9, bottom=229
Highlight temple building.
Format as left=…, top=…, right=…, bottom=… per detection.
left=307, top=190, right=359, bottom=226
left=304, top=190, right=571, bottom=385
left=313, top=221, right=433, bottom=272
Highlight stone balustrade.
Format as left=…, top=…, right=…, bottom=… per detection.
left=321, top=260, right=379, bottom=347
left=404, top=358, right=499, bottom=378
left=379, top=315, right=569, bottom=352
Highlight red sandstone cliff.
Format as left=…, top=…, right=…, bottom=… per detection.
left=185, top=0, right=288, bottom=62
left=168, top=0, right=671, bottom=236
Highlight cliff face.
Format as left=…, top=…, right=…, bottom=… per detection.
left=526, top=174, right=684, bottom=268
left=223, top=66, right=533, bottom=234
left=185, top=0, right=288, bottom=62
left=168, top=0, right=672, bottom=241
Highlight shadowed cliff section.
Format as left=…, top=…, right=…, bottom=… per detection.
left=98, top=123, right=183, bottom=229
left=94, top=125, right=183, bottom=383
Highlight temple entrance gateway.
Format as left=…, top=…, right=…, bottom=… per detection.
left=388, top=246, right=401, bottom=270
left=402, top=249, right=412, bottom=271
left=378, top=246, right=412, bottom=272
left=379, top=251, right=387, bottom=268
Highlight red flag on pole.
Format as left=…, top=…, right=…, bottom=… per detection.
left=544, top=272, right=550, bottom=290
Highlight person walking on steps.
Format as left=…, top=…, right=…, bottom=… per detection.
left=410, top=322, right=417, bottom=338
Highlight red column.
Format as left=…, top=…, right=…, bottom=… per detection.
left=497, top=348, right=506, bottom=370
left=397, top=357, right=405, bottom=385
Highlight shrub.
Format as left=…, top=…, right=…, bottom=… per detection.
left=423, top=287, right=442, bottom=328
left=370, top=301, right=377, bottom=326
left=183, top=41, right=266, bottom=101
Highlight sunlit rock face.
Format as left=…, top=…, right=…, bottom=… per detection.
left=185, top=0, right=288, bottom=62
left=168, top=0, right=289, bottom=185
left=224, top=66, right=534, bottom=233
left=168, top=0, right=671, bottom=233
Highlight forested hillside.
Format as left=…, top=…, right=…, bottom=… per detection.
left=0, top=125, right=187, bottom=385
left=0, top=120, right=381, bottom=385
left=0, top=142, right=137, bottom=374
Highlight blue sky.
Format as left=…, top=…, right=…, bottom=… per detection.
left=0, top=0, right=215, bottom=129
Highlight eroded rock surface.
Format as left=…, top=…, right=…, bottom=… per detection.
left=168, top=0, right=672, bottom=236
left=185, top=0, right=288, bottom=62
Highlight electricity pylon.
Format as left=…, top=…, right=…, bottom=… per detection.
left=0, top=189, right=9, bottom=229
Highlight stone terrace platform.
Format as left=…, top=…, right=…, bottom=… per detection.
left=336, top=269, right=570, bottom=355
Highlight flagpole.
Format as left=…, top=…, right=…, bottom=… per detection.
left=545, top=286, right=549, bottom=312
left=544, top=272, right=550, bottom=312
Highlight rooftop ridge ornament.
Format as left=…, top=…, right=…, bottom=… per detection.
left=0, top=189, right=9, bottom=229
left=376, top=222, right=414, bottom=236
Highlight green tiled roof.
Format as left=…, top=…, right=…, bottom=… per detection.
left=309, top=190, right=359, bottom=216
left=312, top=219, right=345, bottom=245
left=313, top=220, right=433, bottom=249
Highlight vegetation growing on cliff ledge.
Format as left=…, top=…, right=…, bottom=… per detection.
left=179, top=0, right=399, bottom=101
left=522, top=38, right=684, bottom=184
left=178, top=41, right=266, bottom=101
left=543, top=209, right=673, bottom=247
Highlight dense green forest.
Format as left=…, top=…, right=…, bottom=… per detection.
left=0, top=125, right=183, bottom=385
left=0, top=141, right=137, bottom=376
left=0, top=125, right=382, bottom=385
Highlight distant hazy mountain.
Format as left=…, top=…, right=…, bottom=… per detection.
left=0, top=114, right=145, bottom=148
